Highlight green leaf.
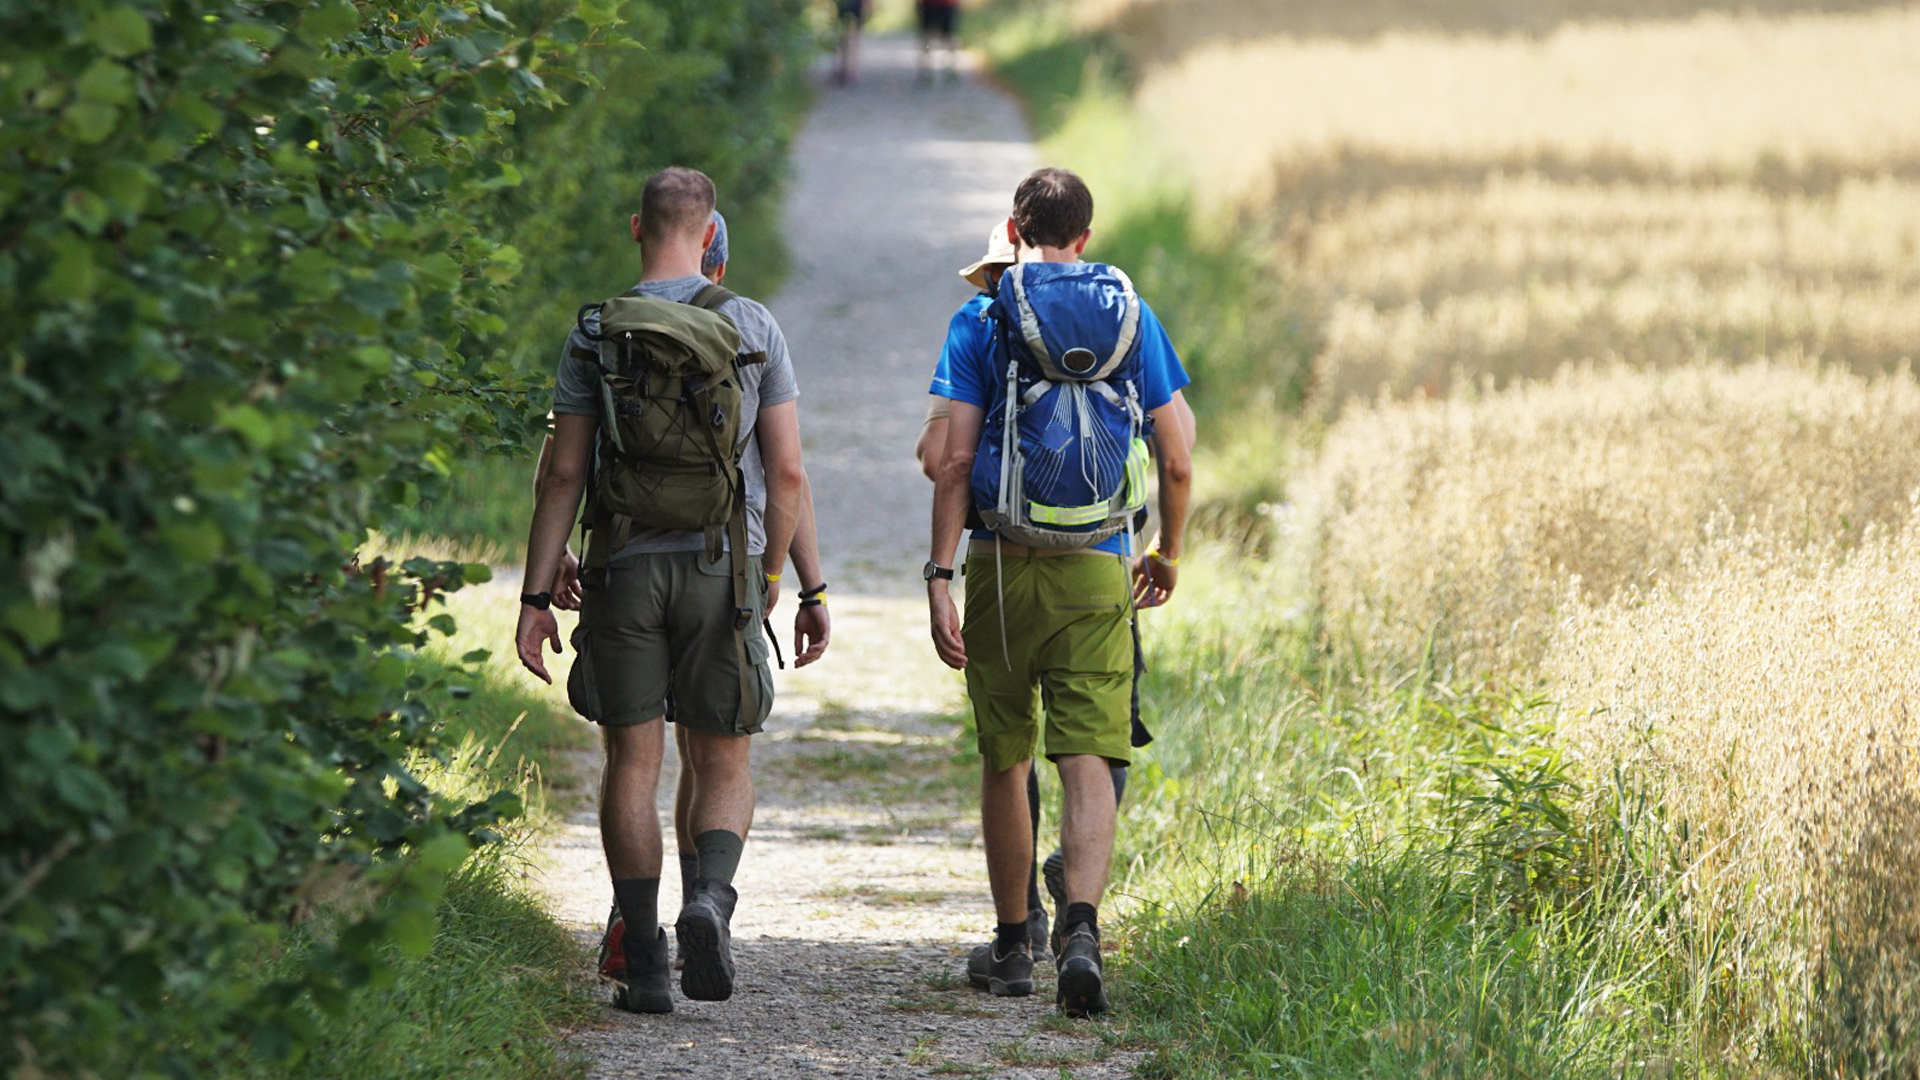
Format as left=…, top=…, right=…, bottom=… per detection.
left=3, top=601, right=62, bottom=650
left=215, top=403, right=279, bottom=449
left=87, top=6, right=154, bottom=58
left=76, top=59, right=137, bottom=105
left=461, top=563, right=492, bottom=584
left=385, top=906, right=436, bottom=958
left=62, top=101, right=120, bottom=144
left=159, top=518, right=225, bottom=561
left=300, top=0, right=359, bottom=44
left=459, top=648, right=490, bottom=664
left=62, top=189, right=111, bottom=235
left=41, top=238, right=98, bottom=300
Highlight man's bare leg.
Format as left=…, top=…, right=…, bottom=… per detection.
left=602, top=719, right=672, bottom=1012
left=674, top=728, right=754, bottom=1001
left=673, top=725, right=699, bottom=904
left=974, top=757, right=1039, bottom=996
left=982, top=758, right=1036, bottom=924
left=1054, top=752, right=1117, bottom=1016
left=1056, top=753, right=1117, bottom=907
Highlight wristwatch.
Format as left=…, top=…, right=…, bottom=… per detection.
left=921, top=561, right=954, bottom=582
left=520, top=591, right=553, bottom=610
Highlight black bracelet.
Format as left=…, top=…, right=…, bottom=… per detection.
left=520, top=591, right=553, bottom=610
left=798, top=581, right=828, bottom=601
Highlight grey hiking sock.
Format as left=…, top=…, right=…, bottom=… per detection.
left=694, top=829, right=745, bottom=887
left=678, top=851, right=699, bottom=905
left=612, top=877, right=659, bottom=938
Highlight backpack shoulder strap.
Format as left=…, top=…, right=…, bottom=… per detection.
left=691, top=283, right=736, bottom=311
left=691, top=283, right=768, bottom=366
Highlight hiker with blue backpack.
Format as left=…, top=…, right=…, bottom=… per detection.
left=516, top=167, right=824, bottom=1015
left=917, top=222, right=1193, bottom=972
left=925, top=167, right=1194, bottom=1016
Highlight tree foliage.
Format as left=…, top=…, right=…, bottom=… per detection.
left=0, top=0, right=773, bottom=1073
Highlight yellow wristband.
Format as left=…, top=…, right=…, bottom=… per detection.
left=1150, top=550, right=1180, bottom=567
left=765, top=572, right=782, bottom=582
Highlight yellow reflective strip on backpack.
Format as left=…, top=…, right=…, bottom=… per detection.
left=1029, top=500, right=1111, bottom=527
left=1124, top=436, right=1149, bottom=509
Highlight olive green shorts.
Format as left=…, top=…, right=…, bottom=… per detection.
left=961, top=552, right=1133, bottom=772
left=566, top=549, right=773, bottom=736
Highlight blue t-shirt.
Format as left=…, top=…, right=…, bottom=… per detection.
left=929, top=285, right=1190, bottom=555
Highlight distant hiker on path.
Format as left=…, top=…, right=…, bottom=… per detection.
left=516, top=166, right=825, bottom=1015
left=833, top=0, right=869, bottom=86
left=917, top=0, right=962, bottom=82
left=926, top=167, right=1195, bottom=1016
left=917, top=222, right=1193, bottom=974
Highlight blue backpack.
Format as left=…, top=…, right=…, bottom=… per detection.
left=971, top=261, right=1152, bottom=549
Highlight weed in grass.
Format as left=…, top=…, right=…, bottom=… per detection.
left=929, top=1062, right=993, bottom=1078
left=994, top=1035, right=1111, bottom=1068
left=890, top=996, right=999, bottom=1020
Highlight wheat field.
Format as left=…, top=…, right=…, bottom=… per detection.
left=1063, top=0, right=1920, bottom=1064
left=1078, top=0, right=1920, bottom=409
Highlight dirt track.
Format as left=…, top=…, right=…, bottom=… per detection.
left=532, top=31, right=1144, bottom=1080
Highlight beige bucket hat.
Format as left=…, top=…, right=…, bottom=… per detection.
left=957, top=219, right=1017, bottom=289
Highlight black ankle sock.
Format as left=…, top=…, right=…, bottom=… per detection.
left=612, top=877, right=659, bottom=940
left=677, top=852, right=699, bottom=905
left=1063, top=902, right=1099, bottom=939
left=694, top=829, right=744, bottom=887
left=994, top=921, right=1028, bottom=953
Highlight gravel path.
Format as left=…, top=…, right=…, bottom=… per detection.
left=532, top=32, right=1143, bottom=1080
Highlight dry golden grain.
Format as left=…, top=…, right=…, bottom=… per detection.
left=1547, top=509, right=1920, bottom=1063
left=1289, top=362, right=1920, bottom=670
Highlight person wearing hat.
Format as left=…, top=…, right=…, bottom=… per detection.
left=915, top=216, right=1195, bottom=982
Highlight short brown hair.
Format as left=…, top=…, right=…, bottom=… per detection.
left=638, top=167, right=716, bottom=244
left=1011, top=167, right=1093, bottom=249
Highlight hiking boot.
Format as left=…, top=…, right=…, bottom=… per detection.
left=675, top=879, right=738, bottom=1002
left=612, top=925, right=673, bottom=1014
left=967, top=938, right=1033, bottom=997
left=597, top=902, right=626, bottom=981
left=1055, top=926, right=1109, bottom=1017
left=1026, top=905, right=1051, bottom=962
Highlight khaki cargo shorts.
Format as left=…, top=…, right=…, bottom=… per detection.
left=567, top=549, right=773, bottom=736
left=961, top=552, right=1133, bottom=772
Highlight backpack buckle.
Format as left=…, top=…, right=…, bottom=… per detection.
left=734, top=607, right=753, bottom=631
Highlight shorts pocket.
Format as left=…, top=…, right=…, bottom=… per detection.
left=566, top=625, right=603, bottom=722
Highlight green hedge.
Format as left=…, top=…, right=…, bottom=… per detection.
left=0, top=1, right=808, bottom=1074
left=387, top=0, right=814, bottom=548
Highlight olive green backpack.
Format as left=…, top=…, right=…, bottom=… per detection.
left=569, top=284, right=766, bottom=630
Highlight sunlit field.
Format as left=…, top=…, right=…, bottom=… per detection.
left=983, top=0, right=1920, bottom=1072
left=1078, top=0, right=1920, bottom=409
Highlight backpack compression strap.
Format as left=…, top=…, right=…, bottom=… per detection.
left=692, top=283, right=769, bottom=718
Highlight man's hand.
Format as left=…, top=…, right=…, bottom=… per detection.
left=1132, top=554, right=1178, bottom=609
left=516, top=605, right=563, bottom=684
left=929, top=584, right=966, bottom=669
left=551, top=549, right=584, bottom=611
left=764, top=576, right=782, bottom=614
left=793, top=603, right=830, bottom=667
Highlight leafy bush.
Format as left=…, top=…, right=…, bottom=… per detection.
left=0, top=1, right=654, bottom=1074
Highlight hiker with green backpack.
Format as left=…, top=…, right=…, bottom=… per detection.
left=926, top=167, right=1194, bottom=1017
left=516, top=166, right=819, bottom=1015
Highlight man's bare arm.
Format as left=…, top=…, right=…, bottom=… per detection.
left=1135, top=398, right=1193, bottom=608
left=788, top=468, right=830, bottom=666
left=755, top=400, right=806, bottom=608
left=928, top=399, right=982, bottom=669
left=516, top=413, right=595, bottom=681
left=914, top=398, right=950, bottom=482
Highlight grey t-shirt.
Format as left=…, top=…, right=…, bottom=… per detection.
left=552, top=275, right=800, bottom=558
